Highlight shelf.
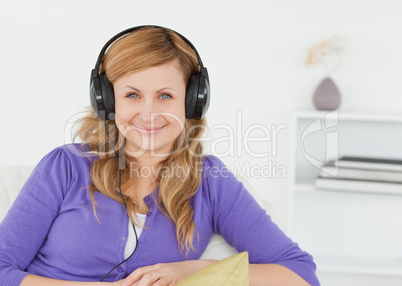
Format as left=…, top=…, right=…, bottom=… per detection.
left=315, top=255, right=402, bottom=276
left=295, top=181, right=402, bottom=197
left=294, top=110, right=402, bottom=123
left=290, top=111, right=402, bottom=284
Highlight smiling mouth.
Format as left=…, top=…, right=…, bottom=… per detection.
left=132, top=124, right=166, bottom=135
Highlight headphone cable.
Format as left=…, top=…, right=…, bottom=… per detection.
left=99, top=119, right=139, bottom=282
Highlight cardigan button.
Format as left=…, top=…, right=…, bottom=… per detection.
left=147, top=212, right=152, bottom=217
left=117, top=266, right=124, bottom=273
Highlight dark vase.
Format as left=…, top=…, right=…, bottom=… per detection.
left=312, top=77, right=341, bottom=110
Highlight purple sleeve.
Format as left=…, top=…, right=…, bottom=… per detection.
left=0, top=147, right=72, bottom=286
left=203, top=155, right=320, bottom=286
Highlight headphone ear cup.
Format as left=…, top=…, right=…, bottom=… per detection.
left=100, top=74, right=115, bottom=120
left=196, top=72, right=210, bottom=119
left=90, top=74, right=104, bottom=119
left=185, top=74, right=200, bottom=119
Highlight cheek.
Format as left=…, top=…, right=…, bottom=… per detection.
left=114, top=99, right=137, bottom=123
left=115, top=99, right=130, bottom=118
left=166, top=104, right=186, bottom=130
left=168, top=116, right=185, bottom=134
left=174, top=97, right=186, bottom=121
left=114, top=112, right=134, bottom=137
left=115, top=110, right=129, bottom=127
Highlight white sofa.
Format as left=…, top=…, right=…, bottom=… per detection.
left=0, top=165, right=272, bottom=260
left=0, top=165, right=35, bottom=222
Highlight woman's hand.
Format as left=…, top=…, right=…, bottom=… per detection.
left=122, top=260, right=216, bottom=286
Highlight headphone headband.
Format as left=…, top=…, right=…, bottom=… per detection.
left=94, top=25, right=205, bottom=72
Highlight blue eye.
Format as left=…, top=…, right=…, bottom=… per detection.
left=127, top=93, right=139, bottom=98
left=160, top=94, right=172, bottom=99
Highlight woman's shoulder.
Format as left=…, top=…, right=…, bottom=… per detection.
left=19, top=144, right=96, bottom=200
left=202, top=154, right=229, bottom=171
left=200, top=154, right=243, bottom=199
left=34, top=143, right=98, bottom=175
left=46, top=143, right=97, bottom=163
left=201, top=154, right=234, bottom=181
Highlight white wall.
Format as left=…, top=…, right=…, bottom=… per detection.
left=1, top=0, right=402, bottom=230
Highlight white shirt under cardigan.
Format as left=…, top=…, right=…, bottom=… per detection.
left=124, top=214, right=145, bottom=259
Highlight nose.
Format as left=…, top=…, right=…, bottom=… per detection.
left=139, top=100, right=159, bottom=123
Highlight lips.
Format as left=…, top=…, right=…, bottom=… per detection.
left=132, top=124, right=166, bottom=135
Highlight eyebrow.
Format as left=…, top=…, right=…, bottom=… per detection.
left=123, top=85, right=177, bottom=94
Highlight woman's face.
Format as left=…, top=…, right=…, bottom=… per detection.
left=113, top=59, right=186, bottom=159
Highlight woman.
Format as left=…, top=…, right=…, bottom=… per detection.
left=0, top=26, right=319, bottom=285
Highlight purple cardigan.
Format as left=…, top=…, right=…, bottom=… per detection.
left=0, top=144, right=319, bottom=285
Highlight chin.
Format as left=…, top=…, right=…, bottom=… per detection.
left=125, top=140, right=176, bottom=158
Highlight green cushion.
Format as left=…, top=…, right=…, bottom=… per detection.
left=178, top=252, right=249, bottom=286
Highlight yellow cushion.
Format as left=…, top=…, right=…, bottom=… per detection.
left=178, top=252, right=249, bottom=286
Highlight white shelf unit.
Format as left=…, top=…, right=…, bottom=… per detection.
left=289, top=110, right=402, bottom=286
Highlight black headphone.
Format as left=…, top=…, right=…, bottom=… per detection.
left=90, top=25, right=210, bottom=122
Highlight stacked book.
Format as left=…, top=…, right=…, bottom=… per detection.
left=315, top=156, right=402, bottom=195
